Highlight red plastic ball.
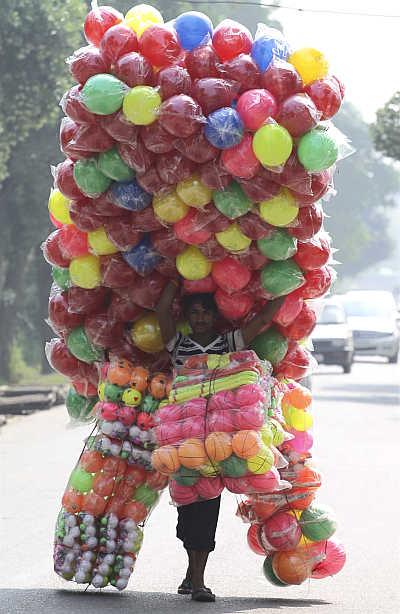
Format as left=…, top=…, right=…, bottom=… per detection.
left=48, top=338, right=83, bottom=378
left=198, top=239, right=226, bottom=262
left=276, top=151, right=312, bottom=195
left=69, top=199, right=107, bottom=232
left=108, top=292, right=143, bottom=322
left=275, top=341, right=309, bottom=380
left=104, top=215, right=142, bottom=251
left=156, top=152, right=195, bottom=185
left=247, top=524, right=266, bottom=555
left=48, top=292, right=84, bottom=333
left=185, top=45, right=219, bottom=79
left=42, top=230, right=70, bottom=268
left=300, top=266, right=333, bottom=299
left=277, top=93, right=320, bottom=138
left=157, top=65, right=192, bottom=99
left=288, top=204, right=323, bottom=240
left=99, top=24, right=138, bottom=65
left=183, top=276, right=217, bottom=294
left=294, top=235, right=331, bottom=270
left=236, top=246, right=268, bottom=271
left=237, top=213, right=272, bottom=240
left=100, top=253, right=138, bottom=288
left=199, top=158, right=231, bottom=191
left=139, top=25, right=181, bottom=68
left=84, top=5, right=123, bottom=46
left=122, top=272, right=167, bottom=310
left=118, top=141, right=155, bottom=176
left=279, top=302, right=317, bottom=340
left=174, top=208, right=212, bottom=245
left=212, top=19, right=253, bottom=61
left=305, top=76, right=342, bottom=120
left=90, top=193, right=126, bottom=217
left=62, top=85, right=98, bottom=125
left=212, top=256, right=251, bottom=294
left=237, top=89, right=278, bottom=131
left=174, top=132, right=218, bottom=164
left=55, top=159, right=84, bottom=200
left=239, top=167, right=280, bottom=202
left=261, top=58, right=302, bottom=102
left=131, top=205, right=163, bottom=231
left=136, top=167, right=167, bottom=195
left=159, top=95, right=204, bottom=138
left=69, top=46, right=108, bottom=84
left=102, top=111, right=139, bottom=144
left=85, top=313, right=124, bottom=348
left=290, top=170, right=331, bottom=206
left=273, top=293, right=304, bottom=327
left=151, top=228, right=185, bottom=258
left=222, top=134, right=260, bottom=180
left=141, top=122, right=175, bottom=154
left=60, top=118, right=91, bottom=160
left=192, top=78, right=240, bottom=115
left=67, top=286, right=109, bottom=315
left=58, top=225, right=89, bottom=259
left=113, top=51, right=155, bottom=88
left=215, top=288, right=254, bottom=320
left=218, top=54, right=260, bottom=92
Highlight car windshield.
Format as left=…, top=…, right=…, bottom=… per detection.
left=343, top=299, right=395, bottom=318
left=318, top=305, right=346, bottom=324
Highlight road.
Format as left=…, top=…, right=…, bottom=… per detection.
left=0, top=358, right=399, bottom=614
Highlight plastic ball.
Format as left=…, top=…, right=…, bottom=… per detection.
left=273, top=549, right=313, bottom=585
left=151, top=445, right=180, bottom=475
left=236, top=89, right=278, bottom=132
left=58, top=225, right=89, bottom=260
left=280, top=303, right=317, bottom=340
left=178, top=438, right=207, bottom=469
left=263, top=511, right=302, bottom=551
left=159, top=94, right=204, bottom=138
left=122, top=236, right=160, bottom=276
left=262, top=58, right=302, bottom=102
left=123, top=86, right=161, bottom=125
left=62, top=489, right=83, bottom=514
left=125, top=4, right=164, bottom=37
left=247, top=524, right=265, bottom=555
left=251, top=27, right=290, bottom=72
left=131, top=313, right=163, bottom=353
left=246, top=446, right=274, bottom=475
left=220, top=453, right=247, bottom=477
left=204, top=107, right=244, bottom=150
left=69, top=255, right=101, bottom=289
left=176, top=175, right=212, bottom=208
left=185, top=44, right=218, bottom=79
left=216, top=223, right=251, bottom=253
left=277, top=93, right=320, bottom=138
left=152, top=191, right=188, bottom=224
left=134, top=483, right=158, bottom=507
left=257, top=229, right=296, bottom=261
left=67, top=326, right=102, bottom=363
left=114, top=51, right=154, bottom=88
left=294, top=236, right=331, bottom=270
left=84, top=5, right=123, bottom=46
left=69, top=467, right=93, bottom=493
left=122, top=500, right=148, bottom=523
left=260, top=260, right=305, bottom=297
left=297, top=129, right=339, bottom=172
left=99, top=23, right=138, bottom=65
left=259, top=188, right=299, bottom=227
left=205, top=432, right=232, bottom=462
left=52, top=266, right=71, bottom=291
left=73, top=159, right=112, bottom=198
left=250, top=327, right=288, bottom=364
left=253, top=124, right=293, bottom=167
left=212, top=19, right=252, bottom=61
left=211, top=256, right=251, bottom=293
left=215, top=289, right=254, bottom=321
left=157, top=65, right=192, bottom=99
left=48, top=189, right=71, bottom=225
left=300, top=504, right=337, bottom=542
left=222, top=134, right=260, bottom=180
left=193, top=78, right=239, bottom=115
left=301, top=266, right=332, bottom=299
left=305, top=76, right=342, bottom=120
left=97, top=148, right=134, bottom=182
left=285, top=428, right=313, bottom=454
left=81, top=74, right=126, bottom=115
left=263, top=556, right=288, bottom=586
left=109, top=179, right=152, bottom=212
left=88, top=227, right=118, bottom=256
left=213, top=181, right=252, bottom=220
left=289, top=47, right=329, bottom=85
left=311, top=539, right=346, bottom=579
left=174, top=11, right=212, bottom=51
left=232, top=430, right=262, bottom=459
left=284, top=406, right=313, bottom=431
left=288, top=204, right=323, bottom=241
left=139, top=24, right=181, bottom=68
left=121, top=387, right=142, bottom=406
left=176, top=246, right=212, bottom=280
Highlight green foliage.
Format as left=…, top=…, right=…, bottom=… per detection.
left=371, top=91, right=400, bottom=162
left=325, top=103, right=399, bottom=277
left=8, top=343, right=39, bottom=385
left=0, top=0, right=86, bottom=182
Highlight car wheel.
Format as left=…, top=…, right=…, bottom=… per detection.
left=342, top=362, right=352, bottom=374
left=388, top=350, right=399, bottom=364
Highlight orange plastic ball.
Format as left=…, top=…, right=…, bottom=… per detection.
left=81, top=491, right=107, bottom=516
left=107, top=359, right=134, bottom=386
left=106, top=495, right=126, bottom=517
left=114, top=480, right=136, bottom=502
left=62, top=489, right=83, bottom=514
left=283, top=385, right=312, bottom=410
left=178, top=438, right=208, bottom=469
left=151, top=445, right=180, bottom=474
left=205, top=432, right=232, bottom=462
left=93, top=472, right=115, bottom=497
left=122, top=500, right=148, bottom=523
left=125, top=464, right=147, bottom=486
left=232, top=430, right=262, bottom=459
left=272, top=549, right=313, bottom=585
left=130, top=366, right=150, bottom=392
left=80, top=450, right=104, bottom=473
left=102, top=456, right=127, bottom=477
left=149, top=372, right=171, bottom=399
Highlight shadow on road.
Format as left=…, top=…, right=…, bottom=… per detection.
left=0, top=588, right=330, bottom=614
left=312, top=393, right=397, bottom=406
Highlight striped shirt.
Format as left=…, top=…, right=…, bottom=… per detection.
left=166, top=330, right=245, bottom=368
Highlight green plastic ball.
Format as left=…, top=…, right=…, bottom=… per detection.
left=297, top=128, right=339, bottom=172
left=52, top=266, right=70, bottom=290
left=133, top=484, right=159, bottom=507
left=300, top=504, right=337, bottom=541
left=82, top=74, right=126, bottom=115
left=66, top=388, right=96, bottom=421
left=220, top=454, right=247, bottom=477
left=173, top=466, right=200, bottom=486
left=69, top=467, right=93, bottom=493
left=263, top=556, right=288, bottom=586
left=67, top=326, right=103, bottom=363
left=257, top=229, right=297, bottom=261
left=104, top=382, right=124, bottom=402
left=141, top=395, right=159, bottom=414
left=73, top=159, right=112, bottom=197
left=213, top=181, right=252, bottom=220
left=250, top=327, right=288, bottom=365
left=260, top=259, right=304, bottom=297
left=97, top=148, right=135, bottom=181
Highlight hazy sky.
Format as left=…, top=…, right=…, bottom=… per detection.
left=274, top=0, right=400, bottom=121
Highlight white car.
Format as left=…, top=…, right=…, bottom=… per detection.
left=339, top=291, right=400, bottom=363
left=311, top=299, right=354, bottom=373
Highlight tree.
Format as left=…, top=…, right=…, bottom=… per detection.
left=371, top=91, right=400, bottom=162
left=324, top=102, right=399, bottom=278
left=0, top=1, right=85, bottom=380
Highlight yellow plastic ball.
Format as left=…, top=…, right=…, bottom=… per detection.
left=215, top=223, right=252, bottom=253
left=260, top=423, right=274, bottom=447
left=48, top=189, right=71, bottom=225
left=69, top=255, right=101, bottom=289
left=131, top=313, right=164, bottom=353
left=123, top=86, right=161, bottom=125
left=246, top=446, right=274, bottom=475
left=199, top=462, right=220, bottom=477
left=259, top=188, right=299, bottom=227
left=152, top=191, right=189, bottom=224
left=270, top=418, right=286, bottom=446
left=125, top=4, right=164, bottom=37
left=97, top=382, right=106, bottom=401
left=287, top=407, right=313, bottom=432
left=176, top=246, right=212, bottom=281
left=88, top=227, right=119, bottom=256
left=253, top=123, right=293, bottom=167
left=289, top=48, right=329, bottom=85
left=176, top=175, right=213, bottom=209
left=122, top=388, right=143, bottom=407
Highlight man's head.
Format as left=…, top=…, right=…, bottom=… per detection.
left=182, top=293, right=218, bottom=335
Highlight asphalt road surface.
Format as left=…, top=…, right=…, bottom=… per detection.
left=1, top=358, right=399, bottom=614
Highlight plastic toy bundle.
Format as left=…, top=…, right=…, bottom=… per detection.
left=237, top=379, right=346, bottom=586
left=151, top=351, right=291, bottom=505
left=43, top=1, right=352, bottom=393
left=53, top=359, right=169, bottom=590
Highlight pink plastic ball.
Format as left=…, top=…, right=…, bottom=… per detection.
left=246, top=468, right=280, bottom=493
left=195, top=477, right=224, bottom=500
left=222, top=134, right=260, bottom=180
left=208, top=390, right=236, bottom=412
left=207, top=411, right=236, bottom=433
left=224, top=476, right=251, bottom=494
left=286, top=428, right=314, bottom=453
left=155, top=422, right=183, bottom=446
left=235, top=384, right=265, bottom=406
left=262, top=511, right=302, bottom=551
left=237, top=89, right=278, bottom=131
left=311, top=539, right=346, bottom=579
left=233, top=404, right=264, bottom=430
left=169, top=480, right=198, bottom=505
left=181, top=417, right=206, bottom=440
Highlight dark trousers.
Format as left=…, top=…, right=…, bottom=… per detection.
left=176, top=496, right=221, bottom=552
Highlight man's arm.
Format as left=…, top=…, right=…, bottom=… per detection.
left=156, top=280, right=179, bottom=345
left=241, top=297, right=285, bottom=346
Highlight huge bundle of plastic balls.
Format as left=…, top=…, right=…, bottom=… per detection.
left=44, top=1, right=349, bottom=592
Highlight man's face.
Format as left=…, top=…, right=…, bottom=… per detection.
left=187, top=302, right=216, bottom=334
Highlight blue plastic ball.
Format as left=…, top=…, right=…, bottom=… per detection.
left=251, top=28, right=290, bottom=72
left=109, top=179, right=152, bottom=212
left=174, top=11, right=213, bottom=51
left=204, top=107, right=244, bottom=150
left=122, top=235, right=161, bottom=276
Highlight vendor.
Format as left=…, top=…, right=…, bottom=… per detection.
left=156, top=281, right=283, bottom=602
